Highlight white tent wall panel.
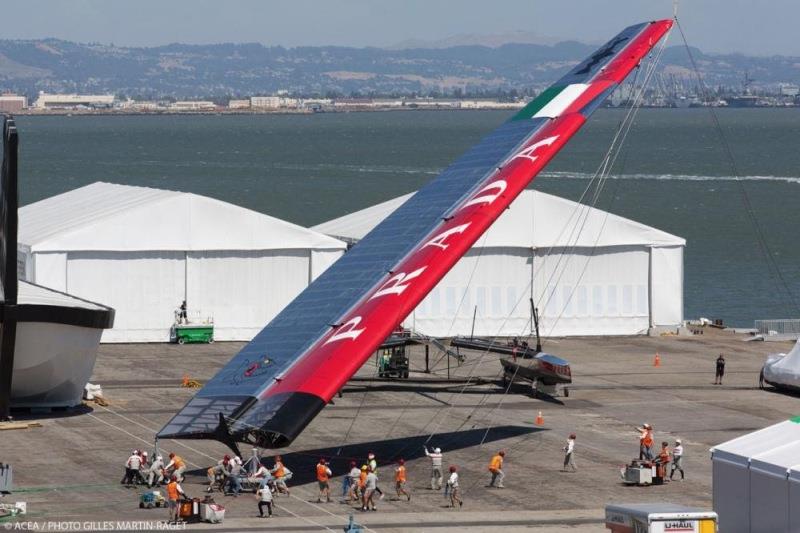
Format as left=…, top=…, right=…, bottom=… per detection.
left=713, top=457, right=750, bottom=533
left=32, top=252, right=68, bottom=292
left=748, top=463, right=790, bottom=533
left=407, top=246, right=652, bottom=337
left=186, top=250, right=310, bottom=341
left=650, top=245, right=684, bottom=326
left=310, top=249, right=345, bottom=281
left=66, top=251, right=186, bottom=342
left=535, top=246, right=650, bottom=337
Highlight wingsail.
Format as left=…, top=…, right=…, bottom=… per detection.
left=158, top=20, right=673, bottom=452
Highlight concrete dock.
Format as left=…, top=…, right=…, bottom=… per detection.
left=1, top=328, right=795, bottom=531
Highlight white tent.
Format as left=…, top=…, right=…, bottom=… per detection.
left=711, top=418, right=800, bottom=533
left=18, top=182, right=346, bottom=342
left=763, top=340, right=800, bottom=390
left=313, top=190, right=685, bottom=337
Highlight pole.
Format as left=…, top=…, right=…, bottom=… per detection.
left=469, top=305, right=477, bottom=340
left=0, top=117, right=19, bottom=422
left=530, top=298, right=542, bottom=353
left=424, top=345, right=430, bottom=373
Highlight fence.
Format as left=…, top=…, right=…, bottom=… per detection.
left=754, top=319, right=800, bottom=336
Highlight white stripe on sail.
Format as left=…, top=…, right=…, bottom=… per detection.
left=532, top=84, right=589, bottom=118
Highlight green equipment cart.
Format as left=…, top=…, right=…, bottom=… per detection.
left=173, top=323, right=214, bottom=344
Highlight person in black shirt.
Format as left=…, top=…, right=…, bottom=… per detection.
left=715, top=354, right=726, bottom=385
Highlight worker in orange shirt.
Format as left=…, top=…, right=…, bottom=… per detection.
left=165, top=475, right=186, bottom=524
left=316, top=458, right=332, bottom=503
left=656, top=441, right=671, bottom=481
left=358, top=464, right=368, bottom=499
left=636, top=423, right=655, bottom=461
left=165, top=452, right=186, bottom=482
left=487, top=450, right=505, bottom=488
left=270, top=455, right=291, bottom=496
left=394, top=458, right=411, bottom=501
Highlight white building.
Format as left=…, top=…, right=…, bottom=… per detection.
left=0, top=95, right=27, bottom=113
left=34, top=92, right=115, bottom=109
left=171, top=101, right=217, bottom=111
left=228, top=99, right=251, bottom=109
left=250, top=96, right=300, bottom=109
left=313, top=190, right=685, bottom=338
left=18, top=182, right=346, bottom=342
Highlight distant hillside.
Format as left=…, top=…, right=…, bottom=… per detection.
left=0, top=38, right=798, bottom=99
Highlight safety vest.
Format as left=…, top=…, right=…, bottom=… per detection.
left=358, top=471, right=367, bottom=488
left=395, top=466, right=406, bottom=482
left=659, top=448, right=670, bottom=463
left=316, top=464, right=329, bottom=482
left=166, top=481, right=180, bottom=501
left=642, top=431, right=654, bottom=447
left=172, top=455, right=185, bottom=469
left=274, top=461, right=285, bottom=478
left=489, top=454, right=503, bottom=472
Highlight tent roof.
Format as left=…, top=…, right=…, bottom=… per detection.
left=19, top=182, right=346, bottom=253
left=711, top=418, right=800, bottom=466
left=312, top=190, right=685, bottom=249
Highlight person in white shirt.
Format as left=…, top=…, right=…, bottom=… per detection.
left=424, top=446, right=444, bottom=490
left=362, top=467, right=378, bottom=511
left=256, top=484, right=273, bottom=517
left=562, top=433, right=577, bottom=472
left=147, top=455, right=166, bottom=488
left=446, top=465, right=462, bottom=508
left=122, top=451, right=143, bottom=486
left=670, top=439, right=685, bottom=481
left=346, top=462, right=361, bottom=503
left=249, top=464, right=271, bottom=488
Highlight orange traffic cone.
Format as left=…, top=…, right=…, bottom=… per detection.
left=654, top=353, right=661, bottom=367
left=182, top=374, right=190, bottom=387
left=535, top=411, right=544, bottom=426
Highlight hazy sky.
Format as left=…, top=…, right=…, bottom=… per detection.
left=4, top=0, right=798, bottom=56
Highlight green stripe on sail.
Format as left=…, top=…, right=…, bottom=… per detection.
left=511, top=86, right=566, bottom=121
left=790, top=416, right=800, bottom=424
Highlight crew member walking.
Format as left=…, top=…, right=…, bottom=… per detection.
left=394, top=459, right=411, bottom=501
left=270, top=455, right=291, bottom=496
left=424, top=446, right=443, bottom=490
left=715, top=354, right=726, bottom=385
left=446, top=466, right=462, bottom=508
left=316, top=458, right=332, bottom=503
left=487, top=450, right=505, bottom=488
left=256, top=483, right=273, bottom=518
left=670, top=439, right=685, bottom=481
left=562, top=433, right=577, bottom=472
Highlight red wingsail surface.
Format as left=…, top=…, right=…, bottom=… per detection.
left=159, top=20, right=672, bottom=451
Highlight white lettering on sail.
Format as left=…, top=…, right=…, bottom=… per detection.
left=369, top=266, right=427, bottom=301
left=510, top=135, right=559, bottom=163
left=460, top=180, right=508, bottom=210
left=323, top=316, right=365, bottom=345
left=422, top=223, right=471, bottom=251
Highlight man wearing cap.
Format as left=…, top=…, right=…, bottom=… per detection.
left=670, top=439, right=685, bottom=481
left=424, top=445, right=444, bottom=490
left=637, top=423, right=655, bottom=461
left=394, top=459, right=411, bottom=501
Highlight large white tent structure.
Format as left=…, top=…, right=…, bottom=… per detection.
left=18, top=182, right=346, bottom=342
left=313, top=190, right=685, bottom=337
left=711, top=418, right=800, bottom=533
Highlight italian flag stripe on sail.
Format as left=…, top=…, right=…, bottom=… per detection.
left=512, top=83, right=590, bottom=120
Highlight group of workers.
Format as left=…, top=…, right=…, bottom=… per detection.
left=636, top=423, right=686, bottom=481
left=121, top=450, right=185, bottom=489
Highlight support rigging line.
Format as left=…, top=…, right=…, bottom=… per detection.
left=674, top=16, right=800, bottom=316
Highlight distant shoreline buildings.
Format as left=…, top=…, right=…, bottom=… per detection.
left=0, top=85, right=798, bottom=115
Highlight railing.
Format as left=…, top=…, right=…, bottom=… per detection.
left=755, top=319, right=800, bottom=336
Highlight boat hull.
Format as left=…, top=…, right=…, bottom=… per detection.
left=9, top=322, right=102, bottom=408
